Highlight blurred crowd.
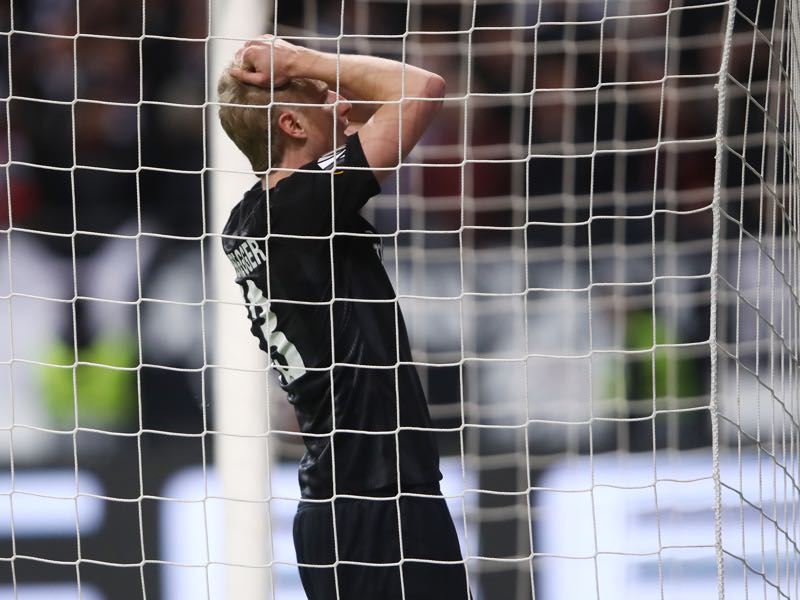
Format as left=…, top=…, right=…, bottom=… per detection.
left=0, top=0, right=782, bottom=456
left=1, top=0, right=210, bottom=449
left=3, top=0, right=207, bottom=240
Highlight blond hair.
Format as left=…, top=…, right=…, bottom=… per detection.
left=217, top=69, right=322, bottom=172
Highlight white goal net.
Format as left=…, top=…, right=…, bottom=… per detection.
left=0, top=0, right=797, bottom=599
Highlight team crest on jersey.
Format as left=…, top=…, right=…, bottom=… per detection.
left=317, top=145, right=347, bottom=170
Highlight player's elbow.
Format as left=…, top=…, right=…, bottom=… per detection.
left=420, top=73, right=445, bottom=118
left=425, top=73, right=446, bottom=102
left=426, top=73, right=446, bottom=97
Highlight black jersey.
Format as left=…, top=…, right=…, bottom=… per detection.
left=222, top=133, right=441, bottom=499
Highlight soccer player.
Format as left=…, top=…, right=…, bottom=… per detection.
left=218, top=36, right=470, bottom=600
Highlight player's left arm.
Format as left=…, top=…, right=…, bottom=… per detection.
left=339, top=92, right=380, bottom=135
left=232, top=37, right=445, bottom=181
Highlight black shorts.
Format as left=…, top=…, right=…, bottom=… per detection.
left=293, top=483, right=471, bottom=600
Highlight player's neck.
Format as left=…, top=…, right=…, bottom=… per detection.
left=265, top=146, right=318, bottom=189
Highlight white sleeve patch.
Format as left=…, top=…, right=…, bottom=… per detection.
left=317, top=145, right=347, bottom=170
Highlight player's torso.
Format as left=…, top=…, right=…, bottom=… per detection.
left=223, top=137, right=440, bottom=497
left=254, top=206, right=440, bottom=497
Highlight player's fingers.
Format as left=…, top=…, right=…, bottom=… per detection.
left=229, top=66, right=267, bottom=87
left=244, top=37, right=273, bottom=49
left=235, top=46, right=263, bottom=70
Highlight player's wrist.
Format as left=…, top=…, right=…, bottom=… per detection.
left=286, top=45, right=317, bottom=79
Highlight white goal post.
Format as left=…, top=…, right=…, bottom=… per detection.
left=209, top=1, right=273, bottom=599
left=0, top=0, right=798, bottom=599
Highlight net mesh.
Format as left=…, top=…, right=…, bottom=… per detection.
left=0, top=0, right=798, bottom=599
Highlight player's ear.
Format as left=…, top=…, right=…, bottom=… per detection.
left=277, top=110, right=306, bottom=140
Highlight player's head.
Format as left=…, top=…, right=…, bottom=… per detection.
left=292, top=79, right=352, bottom=161
left=218, top=70, right=351, bottom=173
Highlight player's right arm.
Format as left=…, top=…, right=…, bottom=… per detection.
left=231, top=37, right=445, bottom=182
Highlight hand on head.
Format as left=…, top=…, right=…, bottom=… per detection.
left=230, top=34, right=298, bottom=88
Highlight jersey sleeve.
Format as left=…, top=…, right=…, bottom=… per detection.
left=269, top=133, right=381, bottom=236
left=327, top=132, right=381, bottom=219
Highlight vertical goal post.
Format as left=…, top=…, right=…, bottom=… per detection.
left=209, top=0, right=272, bottom=598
